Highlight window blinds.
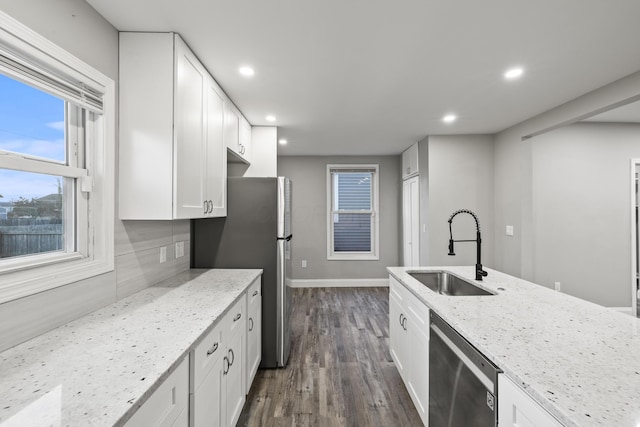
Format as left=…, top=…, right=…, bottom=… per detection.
left=0, top=49, right=103, bottom=113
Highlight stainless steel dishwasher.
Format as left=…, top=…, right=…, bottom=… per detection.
left=429, top=312, right=501, bottom=427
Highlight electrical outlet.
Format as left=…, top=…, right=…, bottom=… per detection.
left=506, top=225, right=514, bottom=236
left=175, top=241, right=185, bottom=258
left=301, top=260, right=307, bottom=268
left=554, top=281, right=561, bottom=292
left=160, top=246, right=167, bottom=264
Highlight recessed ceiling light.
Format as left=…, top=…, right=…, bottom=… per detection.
left=442, top=114, right=457, bottom=124
left=239, top=66, right=255, bottom=77
left=278, top=139, right=287, bottom=145
left=504, top=67, right=524, bottom=80
left=266, top=115, right=276, bottom=122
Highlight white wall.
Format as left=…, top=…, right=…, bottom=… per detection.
left=493, top=70, right=640, bottom=307
left=0, top=0, right=190, bottom=352
left=529, top=122, right=640, bottom=305
left=277, top=155, right=401, bottom=281
left=424, top=135, right=495, bottom=268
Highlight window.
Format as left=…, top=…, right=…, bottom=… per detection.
left=0, top=11, right=114, bottom=303
left=327, top=164, right=379, bottom=260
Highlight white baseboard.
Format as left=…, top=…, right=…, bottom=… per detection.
left=609, top=306, right=634, bottom=316
left=289, top=278, right=389, bottom=288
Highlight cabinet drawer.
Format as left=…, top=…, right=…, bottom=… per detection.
left=498, top=375, right=562, bottom=427
left=406, top=291, right=429, bottom=329
left=247, top=277, right=261, bottom=307
left=124, top=356, right=189, bottom=427
left=191, top=318, right=224, bottom=392
left=227, top=294, right=246, bottom=336
left=390, top=277, right=429, bottom=329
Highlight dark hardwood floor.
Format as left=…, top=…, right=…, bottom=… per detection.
left=238, top=287, right=422, bottom=427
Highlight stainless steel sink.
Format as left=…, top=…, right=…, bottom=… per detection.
left=409, top=271, right=495, bottom=296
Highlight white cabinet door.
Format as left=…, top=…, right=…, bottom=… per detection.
left=406, top=318, right=429, bottom=425
left=174, top=35, right=207, bottom=219
left=205, top=80, right=227, bottom=217
left=402, top=143, right=419, bottom=179
left=124, top=357, right=189, bottom=427
left=389, top=289, right=408, bottom=381
left=245, top=278, right=261, bottom=393
left=403, top=176, right=420, bottom=266
left=192, top=355, right=223, bottom=427
left=238, top=117, right=252, bottom=163
left=224, top=330, right=245, bottom=427
left=498, top=375, right=562, bottom=427
left=224, top=102, right=240, bottom=154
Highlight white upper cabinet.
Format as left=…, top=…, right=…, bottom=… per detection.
left=402, top=143, right=419, bottom=180
left=119, top=32, right=228, bottom=220
left=226, top=102, right=251, bottom=164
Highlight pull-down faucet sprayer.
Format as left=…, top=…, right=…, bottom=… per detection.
left=448, top=209, right=488, bottom=281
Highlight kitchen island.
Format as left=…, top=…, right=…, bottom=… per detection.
left=388, top=266, right=640, bottom=427
left=0, top=268, right=262, bottom=426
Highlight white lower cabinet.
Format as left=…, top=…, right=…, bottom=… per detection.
left=191, top=294, right=247, bottom=427
left=124, top=356, right=189, bottom=427
left=498, top=374, right=562, bottom=427
left=389, top=277, right=429, bottom=426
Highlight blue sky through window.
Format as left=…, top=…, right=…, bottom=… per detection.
left=0, top=73, right=65, bottom=200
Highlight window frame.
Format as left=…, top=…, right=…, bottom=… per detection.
left=326, top=164, right=380, bottom=261
left=0, top=11, right=115, bottom=303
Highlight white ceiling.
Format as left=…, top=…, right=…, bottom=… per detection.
left=86, top=0, right=640, bottom=156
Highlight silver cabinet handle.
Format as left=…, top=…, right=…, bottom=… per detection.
left=233, top=313, right=242, bottom=322
left=399, top=313, right=404, bottom=326
left=206, top=342, right=219, bottom=356
left=223, top=356, right=229, bottom=375
left=228, top=348, right=235, bottom=366
left=249, top=317, right=254, bottom=331
left=402, top=316, right=408, bottom=331
left=204, top=200, right=213, bottom=214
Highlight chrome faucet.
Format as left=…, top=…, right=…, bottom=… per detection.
left=447, top=209, right=488, bottom=281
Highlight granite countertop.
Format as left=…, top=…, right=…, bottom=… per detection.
left=388, top=266, right=640, bottom=427
left=0, top=268, right=262, bottom=426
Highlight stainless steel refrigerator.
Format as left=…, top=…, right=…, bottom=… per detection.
left=192, top=177, right=292, bottom=368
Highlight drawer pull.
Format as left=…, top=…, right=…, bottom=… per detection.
left=233, top=313, right=242, bottom=322
left=228, top=348, right=235, bottom=366
left=223, top=356, right=229, bottom=375
left=206, top=342, right=219, bottom=356
left=249, top=317, right=254, bottom=331
left=252, top=290, right=259, bottom=297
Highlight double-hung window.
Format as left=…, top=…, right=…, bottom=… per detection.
left=0, top=12, right=115, bottom=303
left=327, top=164, right=379, bottom=260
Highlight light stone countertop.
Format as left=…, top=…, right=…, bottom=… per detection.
left=388, top=265, right=640, bottom=427
left=0, top=268, right=262, bottom=427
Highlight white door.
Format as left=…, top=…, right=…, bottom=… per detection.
left=403, top=176, right=420, bottom=266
